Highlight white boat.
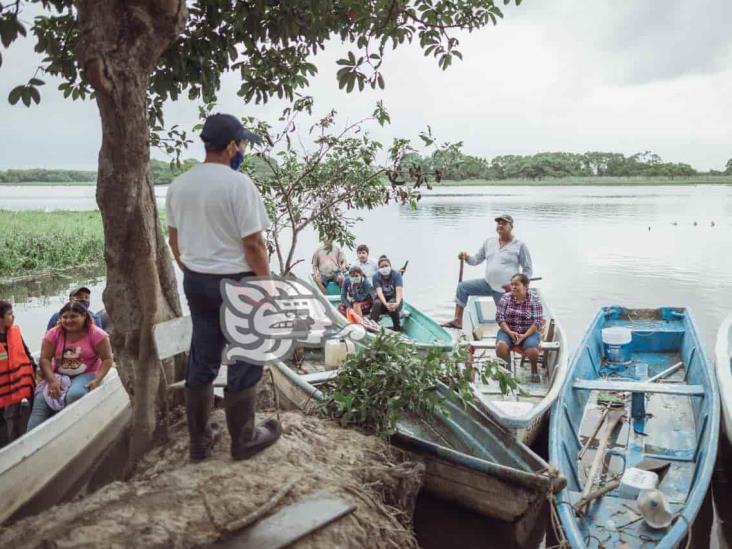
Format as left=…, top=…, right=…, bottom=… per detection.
left=715, top=314, right=732, bottom=442
left=460, top=291, right=568, bottom=445
left=0, top=368, right=131, bottom=524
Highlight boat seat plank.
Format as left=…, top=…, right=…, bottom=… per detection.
left=468, top=340, right=560, bottom=351
left=153, top=315, right=192, bottom=360
left=572, top=379, right=704, bottom=396
left=211, top=491, right=355, bottom=549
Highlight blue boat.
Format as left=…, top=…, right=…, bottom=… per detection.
left=309, top=274, right=455, bottom=353
left=549, top=307, right=719, bottom=548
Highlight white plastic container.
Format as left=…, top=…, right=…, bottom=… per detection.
left=619, top=467, right=659, bottom=499
left=324, top=338, right=356, bottom=367
left=602, top=327, right=633, bottom=363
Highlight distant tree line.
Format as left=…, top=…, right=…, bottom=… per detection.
left=2, top=153, right=731, bottom=183
left=403, top=151, right=732, bottom=180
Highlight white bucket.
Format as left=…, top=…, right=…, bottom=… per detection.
left=620, top=467, right=659, bottom=499
left=324, top=339, right=356, bottom=367
left=602, top=327, right=632, bottom=363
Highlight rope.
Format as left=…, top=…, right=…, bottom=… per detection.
left=548, top=495, right=570, bottom=548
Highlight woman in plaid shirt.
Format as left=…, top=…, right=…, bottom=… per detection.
left=495, top=273, right=545, bottom=383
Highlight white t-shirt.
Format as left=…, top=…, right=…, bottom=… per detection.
left=466, top=237, right=533, bottom=290
left=165, top=163, right=271, bottom=274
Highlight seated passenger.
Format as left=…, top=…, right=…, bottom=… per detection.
left=312, top=238, right=347, bottom=293
left=495, top=273, right=544, bottom=383
left=47, top=287, right=106, bottom=331
left=354, top=244, right=378, bottom=280
left=0, top=300, right=36, bottom=447
left=28, top=301, right=114, bottom=431
left=370, top=256, right=404, bottom=332
left=339, top=265, right=373, bottom=319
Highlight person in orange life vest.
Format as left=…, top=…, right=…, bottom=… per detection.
left=0, top=300, right=37, bottom=447
left=27, top=301, right=114, bottom=431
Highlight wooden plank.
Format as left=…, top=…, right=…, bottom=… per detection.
left=468, top=340, right=560, bottom=351
left=168, top=365, right=228, bottom=390
left=572, top=379, right=704, bottom=396
left=153, top=316, right=192, bottom=360
left=213, top=491, right=355, bottom=549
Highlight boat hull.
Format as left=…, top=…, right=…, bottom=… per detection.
left=0, top=369, right=131, bottom=524
left=461, top=291, right=568, bottom=446
left=549, top=307, right=720, bottom=548
left=715, top=314, right=732, bottom=443
left=269, top=358, right=562, bottom=534
left=318, top=293, right=455, bottom=353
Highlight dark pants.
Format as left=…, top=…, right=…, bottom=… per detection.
left=0, top=403, right=31, bottom=448
left=183, top=270, right=262, bottom=391
left=371, top=298, right=402, bottom=331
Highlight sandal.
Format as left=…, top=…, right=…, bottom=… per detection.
left=440, top=320, right=462, bottom=329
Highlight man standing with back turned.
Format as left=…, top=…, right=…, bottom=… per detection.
left=166, top=113, right=281, bottom=462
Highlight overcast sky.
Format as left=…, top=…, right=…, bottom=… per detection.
left=1, top=0, right=731, bottom=171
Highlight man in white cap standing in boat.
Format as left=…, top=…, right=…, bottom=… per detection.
left=442, top=214, right=533, bottom=329
left=166, top=113, right=281, bottom=462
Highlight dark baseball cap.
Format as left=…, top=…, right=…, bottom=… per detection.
left=200, top=113, right=262, bottom=147
left=494, top=214, right=514, bottom=224
left=70, top=287, right=91, bottom=297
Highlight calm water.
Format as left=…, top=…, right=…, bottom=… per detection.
left=3, top=183, right=732, bottom=356
left=2, top=183, right=732, bottom=546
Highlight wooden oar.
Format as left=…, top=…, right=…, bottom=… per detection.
left=578, top=408, right=625, bottom=513
left=578, top=406, right=611, bottom=460
left=458, top=258, right=464, bottom=282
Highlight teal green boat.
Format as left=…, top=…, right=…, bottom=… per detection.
left=309, top=274, right=455, bottom=353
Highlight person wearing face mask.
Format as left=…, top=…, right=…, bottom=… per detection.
left=166, top=112, right=281, bottom=463
left=339, top=265, right=374, bottom=319
left=370, top=256, right=404, bottom=332
left=46, top=287, right=105, bottom=331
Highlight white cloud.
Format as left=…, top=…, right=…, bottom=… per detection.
left=1, top=0, right=731, bottom=171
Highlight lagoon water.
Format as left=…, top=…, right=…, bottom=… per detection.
left=3, top=183, right=732, bottom=546
left=4, top=184, right=732, bottom=353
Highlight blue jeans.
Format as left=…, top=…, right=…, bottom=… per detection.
left=455, top=278, right=505, bottom=307
left=320, top=271, right=343, bottom=287
left=497, top=330, right=541, bottom=350
left=183, top=270, right=262, bottom=391
left=27, top=373, right=96, bottom=431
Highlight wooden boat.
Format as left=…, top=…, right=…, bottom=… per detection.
left=270, top=347, right=565, bottom=546
left=549, top=307, right=719, bottom=548
left=460, top=292, right=568, bottom=445
left=0, top=367, right=131, bottom=524
left=309, top=275, right=455, bottom=353
left=715, top=314, right=732, bottom=443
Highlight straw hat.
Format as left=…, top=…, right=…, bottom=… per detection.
left=637, top=489, right=674, bottom=529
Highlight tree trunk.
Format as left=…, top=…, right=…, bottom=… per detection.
left=75, top=0, right=187, bottom=461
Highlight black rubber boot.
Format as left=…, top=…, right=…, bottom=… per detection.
left=224, top=384, right=281, bottom=461
left=185, top=384, right=221, bottom=462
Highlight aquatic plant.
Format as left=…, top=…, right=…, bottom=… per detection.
left=318, top=330, right=520, bottom=437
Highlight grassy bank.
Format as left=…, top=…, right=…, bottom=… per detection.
left=438, top=175, right=732, bottom=186
left=0, top=211, right=105, bottom=279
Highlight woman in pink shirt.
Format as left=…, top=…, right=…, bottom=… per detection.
left=27, top=301, right=114, bottom=430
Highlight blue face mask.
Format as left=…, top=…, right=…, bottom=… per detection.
left=230, top=150, right=244, bottom=171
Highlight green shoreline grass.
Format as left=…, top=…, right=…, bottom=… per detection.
left=437, top=175, right=732, bottom=186
left=0, top=211, right=105, bottom=279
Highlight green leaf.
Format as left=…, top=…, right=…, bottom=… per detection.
left=8, top=85, right=24, bottom=105
left=29, top=78, right=45, bottom=87
left=21, top=88, right=31, bottom=107
left=29, top=86, right=41, bottom=105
